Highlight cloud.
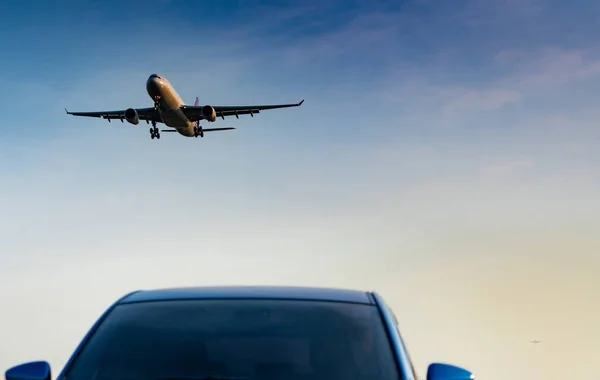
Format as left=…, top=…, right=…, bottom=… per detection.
left=358, top=0, right=600, bottom=115
left=444, top=89, right=522, bottom=111
left=372, top=44, right=600, bottom=117
left=495, top=46, right=600, bottom=87
left=279, top=10, right=402, bottom=66
left=479, top=158, right=535, bottom=181
left=371, top=79, right=522, bottom=114
left=459, top=0, right=546, bottom=26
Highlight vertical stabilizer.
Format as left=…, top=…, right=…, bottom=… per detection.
left=193, top=97, right=200, bottom=128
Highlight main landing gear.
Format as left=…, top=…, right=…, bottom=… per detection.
left=194, top=125, right=204, bottom=138
left=151, top=97, right=161, bottom=139
left=150, top=121, right=160, bottom=139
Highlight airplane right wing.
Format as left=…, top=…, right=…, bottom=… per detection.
left=65, top=107, right=161, bottom=123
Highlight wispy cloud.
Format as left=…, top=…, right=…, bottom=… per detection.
left=459, top=0, right=546, bottom=26
left=373, top=44, right=600, bottom=115
left=499, top=47, right=600, bottom=87
left=279, top=9, right=403, bottom=66
left=371, top=80, right=522, bottom=114
left=445, top=89, right=523, bottom=111
left=479, top=158, right=535, bottom=181
left=361, top=0, right=600, bottom=116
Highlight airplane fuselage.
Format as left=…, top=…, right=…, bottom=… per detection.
left=146, top=74, right=196, bottom=137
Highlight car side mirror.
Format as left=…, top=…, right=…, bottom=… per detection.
left=5, top=361, right=51, bottom=380
left=427, top=362, right=474, bottom=380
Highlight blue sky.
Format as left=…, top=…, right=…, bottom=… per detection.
left=0, top=1, right=599, bottom=379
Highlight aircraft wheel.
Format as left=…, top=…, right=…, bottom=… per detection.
left=156, top=132, right=160, bottom=139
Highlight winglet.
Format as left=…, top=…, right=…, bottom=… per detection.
left=298, top=99, right=304, bottom=106
left=194, top=97, right=199, bottom=106
left=65, top=108, right=71, bottom=114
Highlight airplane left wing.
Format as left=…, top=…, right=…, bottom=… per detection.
left=65, top=107, right=160, bottom=123
left=181, top=100, right=304, bottom=122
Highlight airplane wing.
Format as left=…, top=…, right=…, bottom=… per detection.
left=65, top=107, right=160, bottom=122
left=181, top=100, right=304, bottom=122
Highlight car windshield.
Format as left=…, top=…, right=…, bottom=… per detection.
left=64, top=299, right=401, bottom=380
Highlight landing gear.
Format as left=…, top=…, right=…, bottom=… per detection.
left=150, top=127, right=160, bottom=139
left=153, top=95, right=161, bottom=110
left=194, top=125, right=204, bottom=138
left=150, top=121, right=160, bottom=139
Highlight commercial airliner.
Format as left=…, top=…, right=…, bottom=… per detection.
left=66, top=74, right=304, bottom=140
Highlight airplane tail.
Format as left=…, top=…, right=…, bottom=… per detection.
left=193, top=97, right=200, bottom=127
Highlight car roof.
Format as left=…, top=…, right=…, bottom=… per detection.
left=120, top=285, right=374, bottom=305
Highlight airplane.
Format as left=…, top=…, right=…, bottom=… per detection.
left=530, top=340, right=542, bottom=344
left=65, top=73, right=304, bottom=140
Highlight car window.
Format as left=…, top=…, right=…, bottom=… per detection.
left=64, top=299, right=401, bottom=380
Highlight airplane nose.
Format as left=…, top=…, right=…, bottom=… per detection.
left=146, top=76, right=160, bottom=95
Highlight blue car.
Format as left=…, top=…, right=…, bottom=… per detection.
left=5, top=286, right=474, bottom=380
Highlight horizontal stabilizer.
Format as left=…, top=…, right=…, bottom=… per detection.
left=160, top=128, right=236, bottom=133
left=203, top=127, right=236, bottom=132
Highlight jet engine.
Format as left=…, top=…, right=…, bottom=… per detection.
left=125, top=108, right=139, bottom=125
left=202, top=105, right=217, bottom=122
